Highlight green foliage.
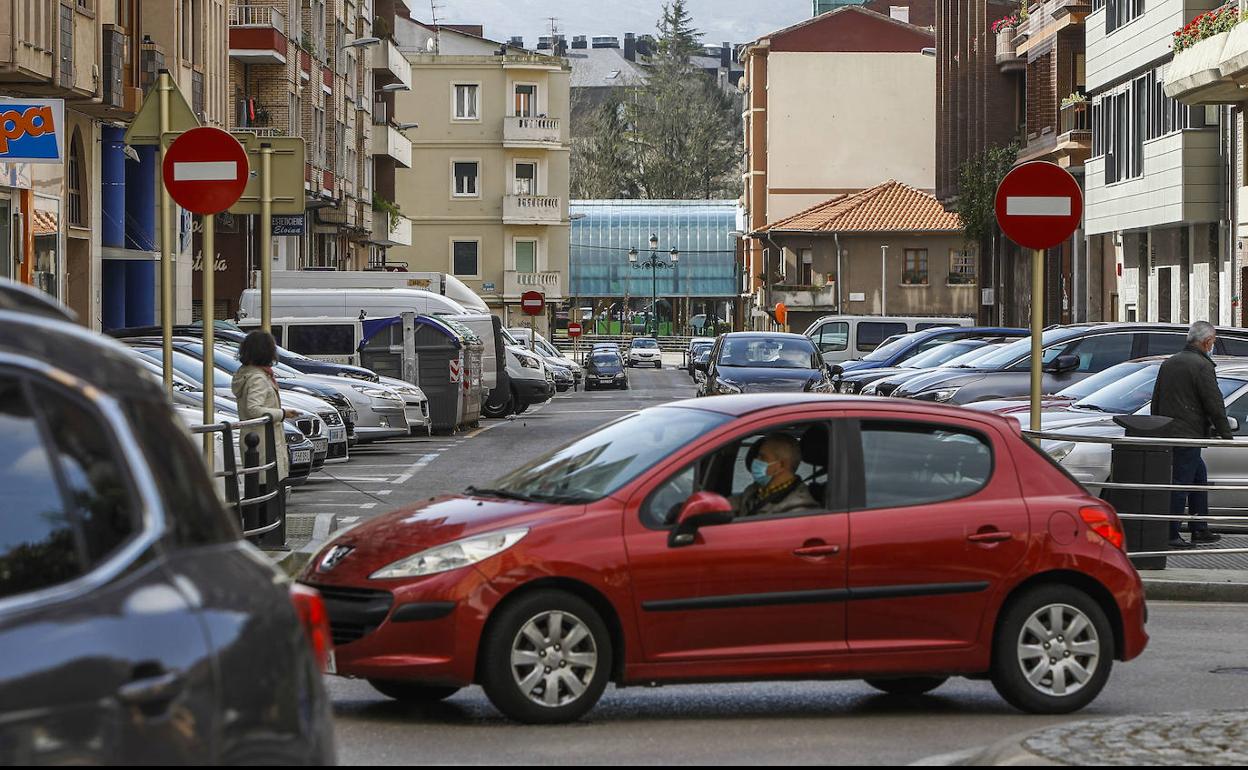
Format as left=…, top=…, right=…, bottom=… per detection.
left=570, top=0, right=741, bottom=200
left=956, top=143, right=1019, bottom=247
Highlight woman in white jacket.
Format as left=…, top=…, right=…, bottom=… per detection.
left=231, top=330, right=298, bottom=485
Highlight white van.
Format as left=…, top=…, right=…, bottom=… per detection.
left=802, top=314, right=973, bottom=363
left=238, top=288, right=497, bottom=390
left=268, top=270, right=490, bottom=313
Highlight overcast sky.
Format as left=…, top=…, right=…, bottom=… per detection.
left=432, top=0, right=812, bottom=47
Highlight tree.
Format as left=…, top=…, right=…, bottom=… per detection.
left=628, top=1, right=741, bottom=199
left=955, top=143, right=1019, bottom=323
left=571, top=90, right=639, bottom=199
left=568, top=1, right=741, bottom=199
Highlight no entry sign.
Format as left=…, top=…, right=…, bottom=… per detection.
left=521, top=290, right=545, bottom=316
left=994, top=161, right=1083, bottom=251
left=162, top=127, right=249, bottom=214
left=567, top=322, right=582, bottom=337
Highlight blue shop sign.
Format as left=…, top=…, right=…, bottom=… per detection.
left=0, top=98, right=64, bottom=163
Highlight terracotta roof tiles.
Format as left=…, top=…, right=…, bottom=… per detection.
left=764, top=180, right=961, bottom=234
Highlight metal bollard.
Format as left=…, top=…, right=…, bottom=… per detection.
left=257, top=417, right=287, bottom=549
left=242, top=432, right=261, bottom=538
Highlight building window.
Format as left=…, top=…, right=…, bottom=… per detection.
left=1105, top=0, right=1143, bottom=34
left=903, top=249, right=928, bottom=286
left=453, top=84, right=479, bottom=120
left=515, top=239, right=537, bottom=273
left=453, top=161, right=479, bottom=197
left=514, top=161, right=536, bottom=195
left=799, top=248, right=813, bottom=285
left=514, top=84, right=536, bottom=117
left=949, top=249, right=976, bottom=285
left=67, top=132, right=84, bottom=227
left=452, top=240, right=479, bottom=276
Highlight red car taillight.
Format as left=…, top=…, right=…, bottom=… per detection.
left=1079, top=504, right=1125, bottom=550
left=290, top=583, right=333, bottom=672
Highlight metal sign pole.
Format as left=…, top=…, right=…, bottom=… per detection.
left=159, top=71, right=174, bottom=391
left=202, top=214, right=215, bottom=465
left=1030, top=248, right=1044, bottom=437
left=260, top=142, right=273, bottom=332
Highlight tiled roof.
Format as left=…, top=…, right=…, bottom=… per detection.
left=764, top=180, right=961, bottom=234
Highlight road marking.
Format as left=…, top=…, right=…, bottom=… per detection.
left=392, top=453, right=439, bottom=485
left=314, top=488, right=392, bottom=495
left=323, top=476, right=393, bottom=482
left=299, top=502, right=377, bottom=509
left=173, top=160, right=238, bottom=181
left=545, top=408, right=638, bottom=414
left=1006, top=195, right=1071, bottom=217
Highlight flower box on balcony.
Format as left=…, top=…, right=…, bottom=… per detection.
left=1164, top=30, right=1240, bottom=104
left=1219, top=21, right=1248, bottom=86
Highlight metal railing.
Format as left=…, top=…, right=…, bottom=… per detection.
left=229, top=5, right=286, bottom=32
left=1024, top=429, right=1248, bottom=560
left=1060, top=101, right=1090, bottom=135
left=189, top=414, right=285, bottom=542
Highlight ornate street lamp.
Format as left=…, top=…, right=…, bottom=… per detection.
left=628, top=233, right=679, bottom=336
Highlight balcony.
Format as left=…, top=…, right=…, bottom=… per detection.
left=504, top=270, right=564, bottom=300
left=504, top=195, right=563, bottom=225
left=371, top=123, right=412, bottom=168
left=229, top=5, right=288, bottom=65
left=1164, top=29, right=1242, bottom=104
left=771, top=284, right=838, bottom=310
left=373, top=39, right=411, bottom=90
left=503, top=116, right=562, bottom=147
left=995, top=30, right=1024, bottom=73
left=1056, top=101, right=1092, bottom=168
left=1050, top=0, right=1092, bottom=20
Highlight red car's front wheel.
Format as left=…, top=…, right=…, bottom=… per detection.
left=479, top=590, right=612, bottom=724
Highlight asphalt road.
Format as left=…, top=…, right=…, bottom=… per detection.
left=316, top=363, right=1248, bottom=765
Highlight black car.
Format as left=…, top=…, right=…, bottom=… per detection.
left=0, top=281, right=335, bottom=764
left=698, top=332, right=833, bottom=396
left=687, top=340, right=715, bottom=378
left=585, top=350, right=629, bottom=390
left=895, top=323, right=1248, bottom=404
left=833, top=337, right=1013, bottom=394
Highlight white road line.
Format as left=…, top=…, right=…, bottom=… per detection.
left=173, top=160, right=238, bottom=181
left=546, top=408, right=638, bottom=414
left=298, top=502, right=378, bottom=509
left=323, top=476, right=393, bottom=482
left=313, top=489, right=392, bottom=495
left=392, top=453, right=439, bottom=485
left=1006, top=195, right=1071, bottom=217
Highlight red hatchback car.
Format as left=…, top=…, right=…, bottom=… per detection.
left=301, top=394, right=1147, bottom=723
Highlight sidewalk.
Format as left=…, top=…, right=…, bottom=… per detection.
left=947, top=710, right=1248, bottom=765
left=1138, top=533, right=1248, bottom=603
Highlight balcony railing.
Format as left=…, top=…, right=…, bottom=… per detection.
left=503, top=195, right=563, bottom=224
left=1060, top=101, right=1090, bottom=135
left=996, top=30, right=1024, bottom=72
left=504, top=116, right=562, bottom=146
left=229, top=5, right=286, bottom=33
left=504, top=270, right=563, bottom=299
left=772, top=284, right=838, bottom=310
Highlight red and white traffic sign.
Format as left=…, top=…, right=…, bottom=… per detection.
left=567, top=322, right=582, bottom=338
left=520, top=290, right=545, bottom=316
left=994, top=161, right=1083, bottom=251
left=162, top=127, right=249, bottom=214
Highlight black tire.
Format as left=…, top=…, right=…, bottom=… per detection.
left=482, top=389, right=514, bottom=418
left=620, top=381, right=629, bottom=390
left=369, top=679, right=461, bottom=703
left=515, top=399, right=529, bottom=414
left=991, top=585, right=1114, bottom=714
left=655, top=361, right=661, bottom=369
left=479, top=590, right=613, bottom=724
left=864, top=677, right=947, bottom=696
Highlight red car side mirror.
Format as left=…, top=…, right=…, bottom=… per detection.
left=669, top=491, right=733, bottom=548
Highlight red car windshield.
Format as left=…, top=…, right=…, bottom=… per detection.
left=484, top=407, right=730, bottom=503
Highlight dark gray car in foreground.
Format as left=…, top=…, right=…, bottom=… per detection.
left=0, top=280, right=335, bottom=764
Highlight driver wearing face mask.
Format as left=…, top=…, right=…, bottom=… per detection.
left=732, top=433, right=818, bottom=517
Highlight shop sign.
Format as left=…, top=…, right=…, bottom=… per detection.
left=0, top=99, right=65, bottom=163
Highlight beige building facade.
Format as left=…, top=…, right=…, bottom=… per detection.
left=739, top=6, right=937, bottom=327
left=389, top=21, right=570, bottom=329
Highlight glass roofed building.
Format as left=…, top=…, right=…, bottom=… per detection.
left=570, top=199, right=740, bottom=335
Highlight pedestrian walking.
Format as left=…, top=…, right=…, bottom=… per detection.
left=1150, top=321, right=1231, bottom=548
left=232, top=329, right=297, bottom=487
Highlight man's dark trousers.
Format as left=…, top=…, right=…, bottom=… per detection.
left=1171, top=446, right=1212, bottom=538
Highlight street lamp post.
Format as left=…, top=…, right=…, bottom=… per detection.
left=628, top=233, right=679, bottom=337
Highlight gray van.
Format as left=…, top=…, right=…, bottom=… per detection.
left=803, top=314, right=973, bottom=363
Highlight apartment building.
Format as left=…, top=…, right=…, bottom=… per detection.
left=205, top=0, right=383, bottom=318
left=1, top=0, right=229, bottom=329
left=389, top=20, right=571, bottom=332
left=738, top=5, right=937, bottom=326
left=1085, top=0, right=1232, bottom=325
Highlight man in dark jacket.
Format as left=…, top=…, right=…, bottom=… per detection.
left=1151, top=321, right=1231, bottom=547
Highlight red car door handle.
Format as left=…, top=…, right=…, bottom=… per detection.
left=793, top=544, right=841, bottom=557
left=967, top=531, right=1012, bottom=543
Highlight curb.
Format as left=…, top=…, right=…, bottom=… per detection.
left=1139, top=567, right=1248, bottom=602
